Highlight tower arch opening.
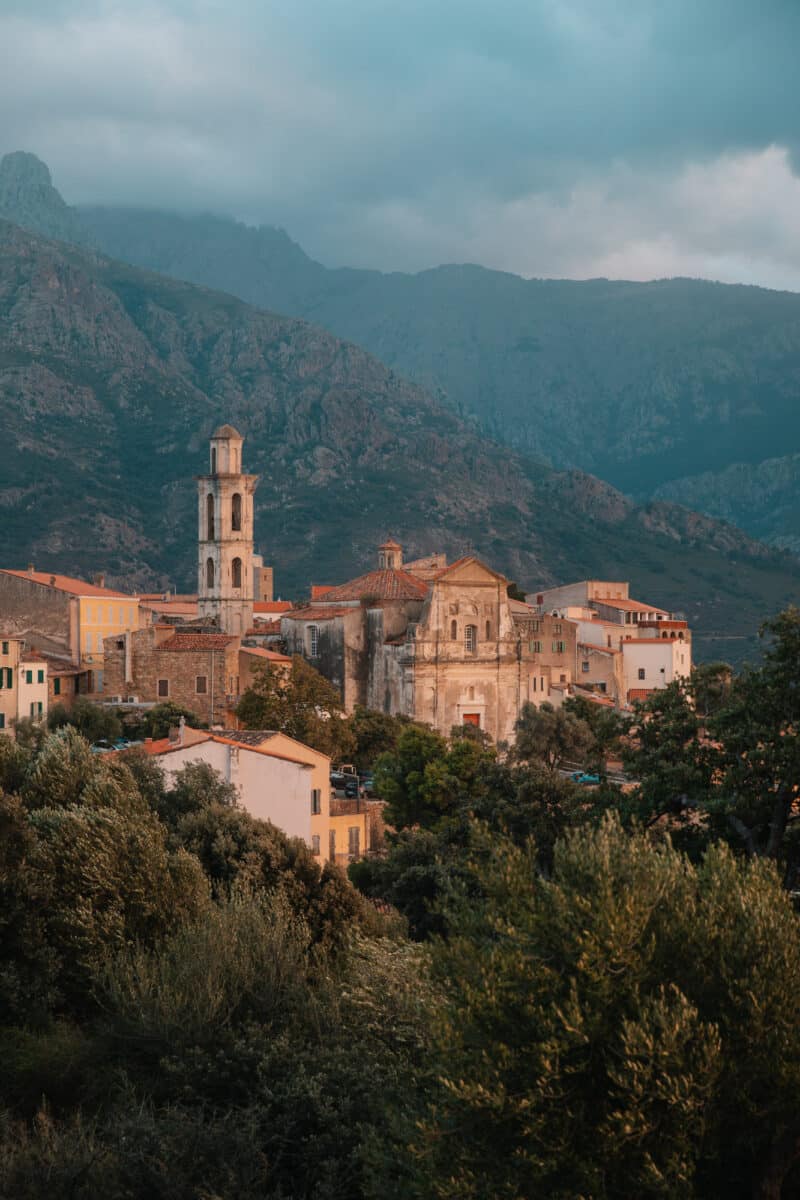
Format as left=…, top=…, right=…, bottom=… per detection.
left=206, top=557, right=215, bottom=589
left=232, top=557, right=243, bottom=589
left=232, top=492, right=242, bottom=532
left=206, top=493, right=215, bottom=540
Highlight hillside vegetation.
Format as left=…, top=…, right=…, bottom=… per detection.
left=1, top=218, right=799, bottom=661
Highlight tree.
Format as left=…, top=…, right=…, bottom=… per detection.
left=374, top=725, right=496, bottom=831
left=689, top=661, right=733, bottom=722
left=48, top=697, right=121, bottom=745
left=512, top=700, right=594, bottom=771
left=136, top=700, right=205, bottom=740
left=409, top=816, right=800, bottom=1200
left=563, top=694, right=630, bottom=775
left=346, top=706, right=418, bottom=770
left=236, top=656, right=355, bottom=761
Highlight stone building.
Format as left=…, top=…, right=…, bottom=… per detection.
left=282, top=542, right=577, bottom=743
left=103, top=625, right=290, bottom=725
left=197, top=425, right=259, bottom=635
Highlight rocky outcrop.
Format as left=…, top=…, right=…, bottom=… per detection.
left=0, top=152, right=87, bottom=245
left=0, top=217, right=798, bottom=662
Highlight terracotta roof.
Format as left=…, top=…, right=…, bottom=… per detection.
left=39, top=654, right=83, bottom=675
left=156, top=633, right=237, bottom=651
left=579, top=642, right=620, bottom=655
left=310, top=585, right=333, bottom=600
left=136, top=729, right=316, bottom=768
left=594, top=597, right=670, bottom=614
left=0, top=569, right=134, bottom=599
left=627, top=688, right=656, bottom=703
left=254, top=600, right=293, bottom=613
left=240, top=646, right=291, bottom=663
left=282, top=606, right=354, bottom=621
left=141, top=601, right=199, bottom=616
left=319, top=568, right=429, bottom=603
left=139, top=593, right=197, bottom=602
left=248, top=620, right=282, bottom=636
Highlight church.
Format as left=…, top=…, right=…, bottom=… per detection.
left=282, top=541, right=576, bottom=744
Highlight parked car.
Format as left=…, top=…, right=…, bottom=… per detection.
left=571, top=770, right=601, bottom=786
left=330, top=771, right=348, bottom=790
left=358, top=772, right=376, bottom=797
left=344, top=778, right=360, bottom=799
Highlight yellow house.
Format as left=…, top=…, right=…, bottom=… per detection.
left=0, top=569, right=141, bottom=691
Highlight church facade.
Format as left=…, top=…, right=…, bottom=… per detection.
left=282, top=542, right=576, bottom=744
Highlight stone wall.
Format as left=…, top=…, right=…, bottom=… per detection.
left=0, top=574, right=71, bottom=656
left=104, top=628, right=237, bottom=724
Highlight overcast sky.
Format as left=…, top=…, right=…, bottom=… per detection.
left=2, top=0, right=799, bottom=287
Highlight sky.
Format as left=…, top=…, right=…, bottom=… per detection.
left=2, top=0, right=800, bottom=287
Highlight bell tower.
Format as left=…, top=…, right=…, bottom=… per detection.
left=378, top=538, right=403, bottom=570
left=197, top=424, right=259, bottom=635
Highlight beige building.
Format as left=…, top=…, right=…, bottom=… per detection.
left=0, top=568, right=140, bottom=689
left=282, top=543, right=577, bottom=743
left=533, top=579, right=692, bottom=707
left=0, top=638, right=48, bottom=734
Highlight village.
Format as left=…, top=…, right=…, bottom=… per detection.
left=0, top=424, right=692, bottom=867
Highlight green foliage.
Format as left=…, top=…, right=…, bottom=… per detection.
left=689, top=661, right=733, bottom=721
left=374, top=724, right=496, bottom=830
left=513, top=699, right=594, bottom=770
left=236, top=655, right=355, bottom=760
left=136, top=701, right=205, bottom=740
left=563, top=693, right=630, bottom=772
left=409, top=816, right=800, bottom=1199
left=346, top=705, right=419, bottom=770
left=47, top=697, right=121, bottom=745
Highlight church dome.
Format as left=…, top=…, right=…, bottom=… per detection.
left=211, top=424, right=242, bottom=440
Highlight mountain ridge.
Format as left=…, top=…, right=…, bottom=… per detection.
left=1, top=215, right=797, bottom=662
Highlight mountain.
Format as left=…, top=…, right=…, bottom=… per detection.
left=71, top=198, right=800, bottom=557
left=0, top=151, right=87, bottom=246
left=1, top=216, right=798, bottom=662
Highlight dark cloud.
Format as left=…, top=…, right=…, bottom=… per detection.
left=0, top=0, right=798, bottom=284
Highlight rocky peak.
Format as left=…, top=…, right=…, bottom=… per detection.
left=0, top=150, right=86, bottom=244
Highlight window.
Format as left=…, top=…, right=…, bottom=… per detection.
left=552, top=641, right=566, bottom=654
left=157, top=678, right=169, bottom=698
left=638, top=668, right=646, bottom=680
left=598, top=682, right=607, bottom=693
left=37, top=669, right=44, bottom=683
left=450, top=619, right=458, bottom=641
left=84, top=632, right=92, bottom=652
left=25, top=670, right=32, bottom=684
left=329, top=829, right=336, bottom=860
left=232, top=557, right=242, bottom=588
left=485, top=620, right=491, bottom=640
left=196, top=675, right=208, bottom=694
left=30, top=701, right=42, bottom=718
left=464, top=624, right=477, bottom=654
left=311, top=834, right=321, bottom=856
left=53, top=677, right=61, bottom=696
left=348, top=826, right=361, bottom=857
left=530, top=639, right=542, bottom=653
left=532, top=676, right=537, bottom=692
left=582, top=661, right=590, bottom=673
left=128, top=607, right=134, bottom=625
left=554, top=623, right=562, bottom=635
left=206, top=493, right=215, bottom=540
left=206, top=557, right=214, bottom=589
left=560, top=674, right=567, bottom=684
left=1, top=641, right=7, bottom=655
left=231, top=492, right=242, bottom=532
left=107, top=606, right=113, bottom=623
left=4, top=668, right=11, bottom=688
left=308, top=625, right=319, bottom=657
left=529, top=619, right=540, bottom=633
left=97, top=633, right=103, bottom=652
left=311, top=788, right=322, bottom=815
left=0, top=714, right=4, bottom=729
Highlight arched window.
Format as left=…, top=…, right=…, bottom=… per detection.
left=231, top=557, right=242, bottom=588
left=465, top=625, right=477, bottom=654
left=211, top=447, right=217, bottom=474
left=450, top=619, right=458, bottom=641
left=485, top=620, right=491, bottom=640
left=206, top=557, right=214, bottom=589
left=308, top=625, right=320, bottom=657
left=231, top=492, right=242, bottom=532
left=206, top=493, right=215, bottom=540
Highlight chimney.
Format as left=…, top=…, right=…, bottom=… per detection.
left=94, top=573, right=105, bottom=588
left=27, top=563, right=34, bottom=575
left=49, top=575, right=56, bottom=587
